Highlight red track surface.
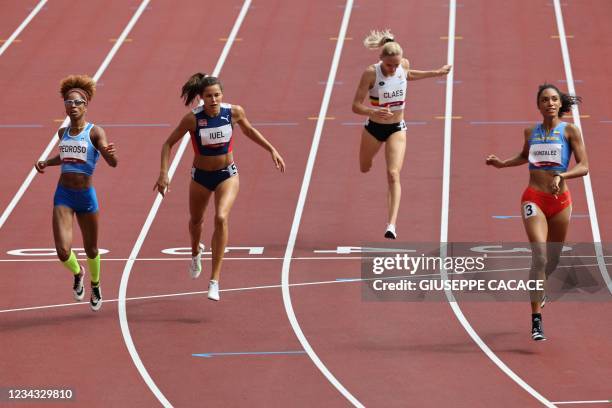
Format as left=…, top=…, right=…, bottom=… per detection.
left=0, top=1, right=610, bottom=407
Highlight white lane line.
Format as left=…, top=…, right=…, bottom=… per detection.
left=552, top=0, right=612, bottom=294
left=0, top=0, right=151, bottom=231
left=0, top=0, right=47, bottom=57
left=4, top=259, right=610, bottom=314
left=116, top=2, right=251, bottom=407
left=280, top=1, right=363, bottom=407
left=439, top=1, right=555, bottom=407
left=1, top=254, right=610, bottom=262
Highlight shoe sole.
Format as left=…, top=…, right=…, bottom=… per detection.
left=384, top=231, right=396, bottom=239
left=90, top=300, right=102, bottom=311
left=207, top=296, right=219, bottom=301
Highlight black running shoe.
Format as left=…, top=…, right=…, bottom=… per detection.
left=73, top=265, right=85, bottom=301
left=90, top=285, right=102, bottom=311
left=531, top=317, right=546, bottom=341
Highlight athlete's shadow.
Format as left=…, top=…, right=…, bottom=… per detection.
left=357, top=331, right=538, bottom=355
left=124, top=298, right=207, bottom=325
left=0, top=308, right=109, bottom=333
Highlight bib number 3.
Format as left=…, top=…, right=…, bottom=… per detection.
left=523, top=202, right=537, bottom=219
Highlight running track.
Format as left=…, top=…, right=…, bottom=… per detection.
left=0, top=1, right=610, bottom=407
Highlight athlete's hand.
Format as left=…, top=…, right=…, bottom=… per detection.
left=35, top=160, right=47, bottom=173
left=437, top=65, right=452, bottom=76
left=271, top=150, right=286, bottom=173
left=551, top=175, right=561, bottom=195
left=105, top=142, right=116, bottom=156
left=373, top=107, right=393, bottom=120
left=154, top=173, right=170, bottom=197
left=485, top=154, right=505, bottom=168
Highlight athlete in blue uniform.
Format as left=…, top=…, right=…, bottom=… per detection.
left=486, top=84, right=588, bottom=341
left=35, top=74, right=118, bottom=311
left=352, top=29, right=451, bottom=239
left=155, top=73, right=285, bottom=301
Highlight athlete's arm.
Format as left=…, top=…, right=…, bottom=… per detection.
left=35, top=154, right=61, bottom=173
left=407, top=64, right=452, bottom=81
left=486, top=128, right=530, bottom=168
left=233, top=105, right=285, bottom=172
left=558, top=123, right=589, bottom=179
left=35, top=127, right=67, bottom=173
left=352, top=67, right=393, bottom=120
left=155, top=112, right=196, bottom=196
left=91, top=126, right=118, bottom=168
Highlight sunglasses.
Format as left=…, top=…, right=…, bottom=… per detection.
left=64, top=99, right=86, bottom=107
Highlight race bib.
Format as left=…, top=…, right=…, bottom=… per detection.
left=200, top=124, right=232, bottom=146
left=59, top=140, right=88, bottom=163
left=528, top=143, right=562, bottom=167
left=523, top=202, right=538, bottom=219
left=378, top=79, right=406, bottom=111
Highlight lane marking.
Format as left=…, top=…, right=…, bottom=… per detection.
left=116, top=2, right=252, bottom=407
left=250, top=122, right=299, bottom=126
left=0, top=0, right=151, bottom=231
left=0, top=0, right=47, bottom=57
left=553, top=0, right=612, bottom=294
left=0, top=124, right=43, bottom=128
left=4, top=260, right=609, bottom=314
left=439, top=2, right=556, bottom=407
left=492, top=214, right=589, bottom=219
left=280, top=1, right=364, bottom=407
left=470, top=121, right=535, bottom=125
left=193, top=351, right=306, bottom=358
left=2, top=254, right=611, bottom=262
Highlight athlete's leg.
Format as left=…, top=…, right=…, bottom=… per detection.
left=76, top=211, right=100, bottom=283
left=359, top=128, right=383, bottom=173
left=521, top=200, right=548, bottom=314
left=384, top=131, right=406, bottom=226
left=210, top=175, right=239, bottom=282
left=545, top=205, right=572, bottom=279
left=189, top=180, right=213, bottom=256
left=53, top=206, right=76, bottom=264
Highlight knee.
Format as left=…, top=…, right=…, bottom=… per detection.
left=189, top=217, right=203, bottom=229
left=531, top=254, right=547, bottom=271
left=84, top=247, right=98, bottom=259
left=214, top=213, right=228, bottom=228
left=386, top=169, right=401, bottom=184
left=56, top=246, right=71, bottom=262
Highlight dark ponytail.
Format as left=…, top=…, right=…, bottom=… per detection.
left=537, top=83, right=582, bottom=117
left=181, top=73, right=223, bottom=106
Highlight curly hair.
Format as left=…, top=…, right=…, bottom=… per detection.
left=60, top=74, right=96, bottom=102
left=537, top=83, right=582, bottom=118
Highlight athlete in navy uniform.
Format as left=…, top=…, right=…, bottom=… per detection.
left=35, top=74, right=118, bottom=311
left=155, top=73, right=285, bottom=301
left=352, top=29, right=451, bottom=239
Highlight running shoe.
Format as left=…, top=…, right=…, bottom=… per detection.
left=90, top=285, right=102, bottom=312
left=208, top=280, right=220, bottom=301
left=73, top=265, right=85, bottom=301
left=189, top=243, right=205, bottom=279
left=384, top=224, right=397, bottom=239
left=531, top=317, right=546, bottom=341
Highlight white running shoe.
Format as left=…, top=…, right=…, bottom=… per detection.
left=384, top=224, right=397, bottom=239
left=208, top=280, right=220, bottom=301
left=189, top=243, right=205, bottom=279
